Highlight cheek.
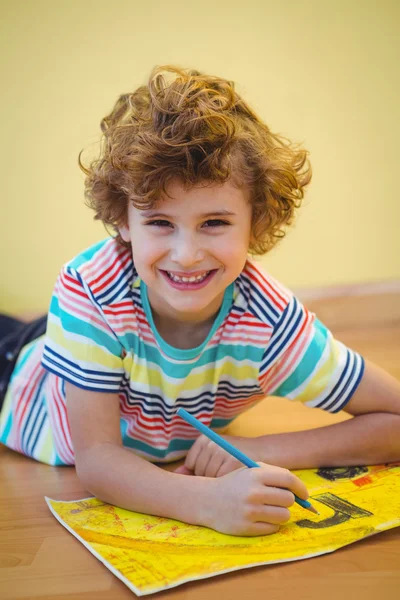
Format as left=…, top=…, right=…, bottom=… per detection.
left=131, top=236, right=168, bottom=267
left=217, top=235, right=249, bottom=260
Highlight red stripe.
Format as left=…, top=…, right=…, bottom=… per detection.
left=246, top=269, right=286, bottom=311
left=259, top=308, right=311, bottom=388
left=103, top=307, right=134, bottom=317
left=261, top=316, right=312, bottom=393
left=90, top=253, right=131, bottom=294
left=81, top=240, right=129, bottom=290
left=245, top=261, right=287, bottom=309
left=61, top=271, right=87, bottom=299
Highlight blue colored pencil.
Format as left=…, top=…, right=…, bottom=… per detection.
left=177, top=408, right=319, bottom=515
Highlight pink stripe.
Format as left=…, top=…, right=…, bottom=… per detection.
left=51, top=378, right=74, bottom=462
left=260, top=312, right=313, bottom=392
left=13, top=345, right=46, bottom=453
left=82, top=245, right=131, bottom=294
left=264, top=326, right=313, bottom=394
left=57, top=294, right=110, bottom=333
left=80, top=239, right=128, bottom=289
left=246, top=259, right=290, bottom=300
left=214, top=394, right=264, bottom=415
left=245, top=261, right=288, bottom=309
left=45, top=380, right=69, bottom=464
left=61, top=271, right=88, bottom=299
left=91, top=252, right=131, bottom=295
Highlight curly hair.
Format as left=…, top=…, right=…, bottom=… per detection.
left=79, top=64, right=312, bottom=255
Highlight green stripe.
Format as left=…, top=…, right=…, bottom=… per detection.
left=49, top=296, right=122, bottom=357
left=273, top=319, right=329, bottom=397
left=123, top=436, right=194, bottom=458
left=121, top=334, right=264, bottom=378
left=122, top=419, right=236, bottom=459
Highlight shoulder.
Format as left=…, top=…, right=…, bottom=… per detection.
left=237, top=259, right=297, bottom=327
left=59, top=237, right=136, bottom=307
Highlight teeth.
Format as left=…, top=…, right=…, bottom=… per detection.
left=167, top=271, right=210, bottom=283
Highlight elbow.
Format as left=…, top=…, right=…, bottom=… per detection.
left=73, top=442, right=121, bottom=502
left=74, top=447, right=103, bottom=496
left=75, top=458, right=96, bottom=495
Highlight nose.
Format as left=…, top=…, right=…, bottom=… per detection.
left=169, top=231, right=205, bottom=267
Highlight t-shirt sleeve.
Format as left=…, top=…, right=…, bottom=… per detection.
left=258, top=296, right=365, bottom=413
left=41, top=265, right=124, bottom=392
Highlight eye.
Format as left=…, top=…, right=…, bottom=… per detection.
left=146, top=219, right=173, bottom=228
left=203, top=219, right=230, bottom=228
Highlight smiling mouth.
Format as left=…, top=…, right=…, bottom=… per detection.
left=165, top=271, right=211, bottom=283
left=159, top=269, right=217, bottom=288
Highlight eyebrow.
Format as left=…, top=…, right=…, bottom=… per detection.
left=140, top=209, right=237, bottom=219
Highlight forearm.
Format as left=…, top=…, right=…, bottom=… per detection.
left=256, top=413, right=400, bottom=469
left=77, top=442, right=212, bottom=525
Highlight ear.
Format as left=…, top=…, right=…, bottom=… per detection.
left=118, top=223, right=131, bottom=243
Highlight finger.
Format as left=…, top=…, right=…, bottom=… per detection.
left=184, top=435, right=208, bottom=471
left=249, top=486, right=295, bottom=508
left=247, top=505, right=291, bottom=525
left=256, top=463, right=309, bottom=500
left=215, top=458, right=244, bottom=478
left=193, top=442, right=214, bottom=476
left=204, top=454, right=226, bottom=478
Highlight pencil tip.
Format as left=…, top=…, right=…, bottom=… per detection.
left=308, top=505, right=320, bottom=515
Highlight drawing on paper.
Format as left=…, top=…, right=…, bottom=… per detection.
left=46, top=463, right=400, bottom=596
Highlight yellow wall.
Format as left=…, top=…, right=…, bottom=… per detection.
left=1, top=0, right=399, bottom=313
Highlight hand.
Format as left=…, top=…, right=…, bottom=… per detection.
left=174, top=434, right=261, bottom=478
left=202, top=462, right=309, bottom=536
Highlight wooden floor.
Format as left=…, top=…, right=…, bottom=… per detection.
left=1, top=291, right=400, bottom=600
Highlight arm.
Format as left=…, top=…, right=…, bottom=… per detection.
left=177, top=360, right=400, bottom=476
left=255, top=359, right=400, bottom=469
left=66, top=382, right=308, bottom=536
left=65, top=381, right=210, bottom=525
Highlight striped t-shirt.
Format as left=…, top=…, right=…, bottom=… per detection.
left=0, top=237, right=364, bottom=466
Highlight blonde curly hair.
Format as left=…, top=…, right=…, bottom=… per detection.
left=79, top=65, right=312, bottom=255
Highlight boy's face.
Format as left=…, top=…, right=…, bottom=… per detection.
left=119, top=178, right=252, bottom=325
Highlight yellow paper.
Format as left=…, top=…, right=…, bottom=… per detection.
left=46, top=463, right=400, bottom=596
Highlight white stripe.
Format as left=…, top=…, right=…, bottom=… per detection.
left=261, top=298, right=305, bottom=372
left=50, top=377, right=74, bottom=463
left=321, top=353, right=363, bottom=413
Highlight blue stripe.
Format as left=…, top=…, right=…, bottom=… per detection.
left=260, top=298, right=303, bottom=372
left=42, top=360, right=121, bottom=392
left=122, top=383, right=264, bottom=421
left=323, top=351, right=364, bottom=413
left=95, top=263, right=133, bottom=304
left=318, top=350, right=353, bottom=411
left=331, top=355, right=365, bottom=413
left=27, top=409, right=47, bottom=457
left=22, top=376, right=47, bottom=455
left=42, top=346, right=122, bottom=380
left=249, top=284, right=280, bottom=324
left=253, top=284, right=280, bottom=318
